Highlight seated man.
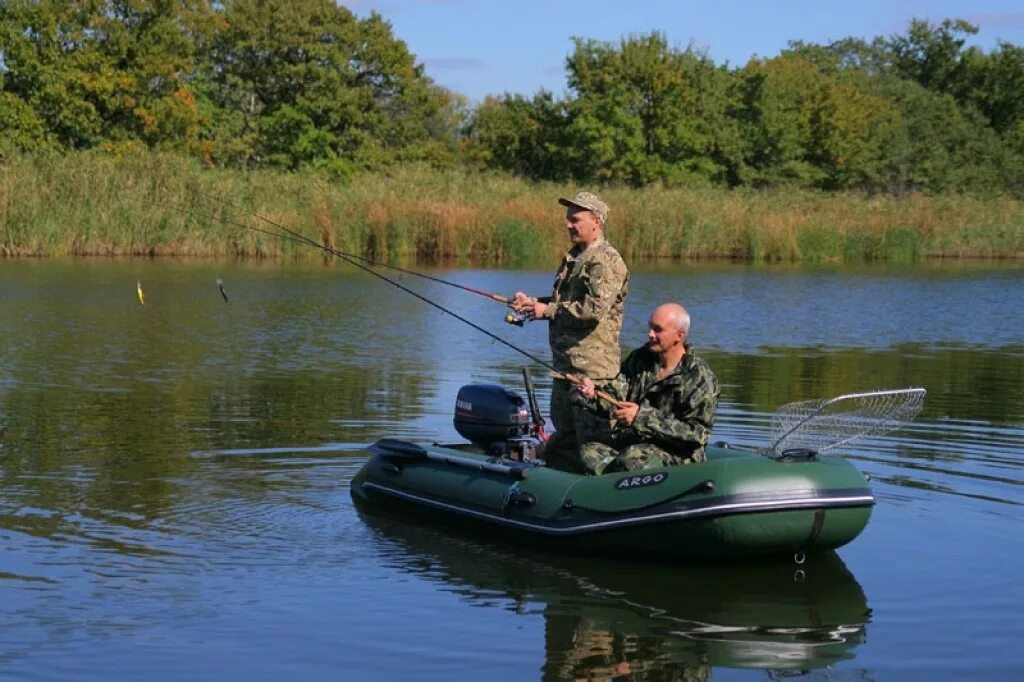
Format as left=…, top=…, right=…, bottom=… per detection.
left=574, top=303, right=719, bottom=474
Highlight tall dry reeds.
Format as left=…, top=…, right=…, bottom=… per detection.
left=2, top=151, right=1022, bottom=261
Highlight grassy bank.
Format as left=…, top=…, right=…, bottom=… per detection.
left=2, top=151, right=1023, bottom=261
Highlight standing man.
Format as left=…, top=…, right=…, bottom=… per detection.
left=513, top=192, right=629, bottom=472
left=575, top=303, right=719, bottom=474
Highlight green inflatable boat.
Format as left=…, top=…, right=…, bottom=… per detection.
left=351, top=383, right=924, bottom=562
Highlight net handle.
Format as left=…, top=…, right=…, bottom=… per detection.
left=771, top=387, right=927, bottom=453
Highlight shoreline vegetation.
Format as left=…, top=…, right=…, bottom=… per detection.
left=3, top=5, right=1023, bottom=262
left=1, top=152, right=1022, bottom=263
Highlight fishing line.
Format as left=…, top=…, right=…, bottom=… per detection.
left=157, top=202, right=559, bottom=374
left=183, top=189, right=514, bottom=304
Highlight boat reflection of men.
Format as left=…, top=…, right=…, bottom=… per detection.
left=511, top=191, right=629, bottom=473
left=575, top=303, right=719, bottom=475
left=544, top=616, right=711, bottom=682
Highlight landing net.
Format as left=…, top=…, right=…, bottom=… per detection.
left=771, top=388, right=926, bottom=455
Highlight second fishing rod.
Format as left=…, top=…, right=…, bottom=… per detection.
left=166, top=189, right=539, bottom=326
left=160, top=198, right=622, bottom=408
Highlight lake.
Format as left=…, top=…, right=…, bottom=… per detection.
left=1, top=258, right=1021, bottom=680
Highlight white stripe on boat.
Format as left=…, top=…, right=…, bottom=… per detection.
left=359, top=482, right=874, bottom=535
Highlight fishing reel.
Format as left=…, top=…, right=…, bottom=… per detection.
left=504, top=311, right=534, bottom=327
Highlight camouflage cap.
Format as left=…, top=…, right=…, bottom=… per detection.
left=559, top=191, right=609, bottom=222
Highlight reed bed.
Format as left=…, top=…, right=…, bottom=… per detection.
left=2, top=151, right=1022, bottom=261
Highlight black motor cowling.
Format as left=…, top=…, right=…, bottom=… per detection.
left=453, top=384, right=531, bottom=450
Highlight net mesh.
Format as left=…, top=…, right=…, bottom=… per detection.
left=771, top=388, right=926, bottom=455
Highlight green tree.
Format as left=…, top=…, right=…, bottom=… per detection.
left=563, top=33, right=729, bottom=186
left=807, top=71, right=898, bottom=190
left=197, top=0, right=453, bottom=172
left=466, top=91, right=570, bottom=180
left=726, top=53, right=899, bottom=191
left=728, top=55, right=822, bottom=188
left=885, top=18, right=978, bottom=95
left=783, top=22, right=1023, bottom=195
left=961, top=42, right=1024, bottom=136
left=0, top=0, right=214, bottom=151
left=0, top=90, right=56, bottom=153
left=785, top=37, right=888, bottom=76
left=874, top=78, right=1009, bottom=195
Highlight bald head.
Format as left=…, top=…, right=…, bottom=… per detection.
left=652, top=303, right=690, bottom=334
left=646, top=303, right=690, bottom=357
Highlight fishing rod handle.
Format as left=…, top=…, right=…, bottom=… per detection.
left=549, top=371, right=623, bottom=408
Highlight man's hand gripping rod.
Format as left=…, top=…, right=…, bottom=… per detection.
left=549, top=371, right=624, bottom=408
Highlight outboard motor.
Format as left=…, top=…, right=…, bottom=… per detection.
left=453, top=384, right=534, bottom=459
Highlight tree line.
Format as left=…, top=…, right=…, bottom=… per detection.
left=2, top=1, right=1022, bottom=196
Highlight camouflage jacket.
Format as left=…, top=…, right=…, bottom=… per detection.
left=576, top=343, right=720, bottom=460
left=540, top=237, right=629, bottom=380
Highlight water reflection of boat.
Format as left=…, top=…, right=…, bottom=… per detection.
left=360, top=509, right=870, bottom=678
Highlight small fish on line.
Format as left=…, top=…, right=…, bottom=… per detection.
left=217, top=277, right=229, bottom=303
left=136, top=281, right=145, bottom=306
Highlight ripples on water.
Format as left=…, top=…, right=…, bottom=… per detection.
left=1, top=260, right=1023, bottom=680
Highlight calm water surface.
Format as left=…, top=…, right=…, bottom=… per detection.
left=1, top=258, right=1022, bottom=680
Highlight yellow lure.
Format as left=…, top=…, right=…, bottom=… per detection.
left=136, top=281, right=145, bottom=305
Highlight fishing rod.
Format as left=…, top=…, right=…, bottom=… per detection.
left=181, top=190, right=516, bottom=305
left=158, top=202, right=558, bottom=368
left=161, top=192, right=541, bottom=328
left=183, top=191, right=539, bottom=327
left=159, top=201, right=617, bottom=407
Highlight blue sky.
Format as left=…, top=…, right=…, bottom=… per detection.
left=340, top=0, right=1024, bottom=102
